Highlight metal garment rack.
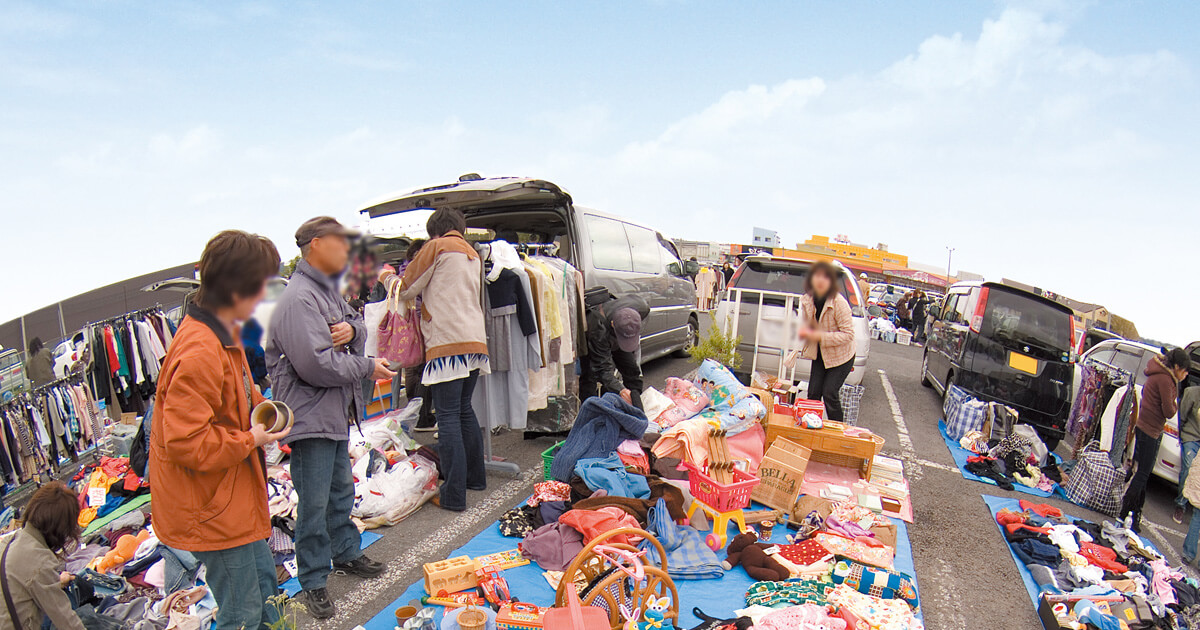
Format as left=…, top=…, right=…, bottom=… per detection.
left=724, top=287, right=801, bottom=384
left=472, top=241, right=527, bottom=477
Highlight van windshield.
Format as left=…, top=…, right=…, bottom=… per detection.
left=982, top=289, right=1072, bottom=358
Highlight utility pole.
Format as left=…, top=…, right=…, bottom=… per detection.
left=945, top=246, right=955, bottom=288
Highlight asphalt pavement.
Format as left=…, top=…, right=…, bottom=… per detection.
left=309, top=340, right=1197, bottom=630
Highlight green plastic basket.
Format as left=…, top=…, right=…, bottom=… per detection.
left=541, top=441, right=564, bottom=481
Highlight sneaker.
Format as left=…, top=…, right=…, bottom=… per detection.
left=333, top=555, right=386, bottom=579
left=414, top=416, right=437, bottom=432
left=303, top=587, right=335, bottom=619
left=1175, top=505, right=1186, bottom=524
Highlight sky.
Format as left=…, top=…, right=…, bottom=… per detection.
left=2, top=0, right=1198, bottom=343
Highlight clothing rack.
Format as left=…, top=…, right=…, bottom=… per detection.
left=514, top=242, right=559, bottom=257
left=84, top=304, right=163, bottom=330
left=469, top=242, right=521, bottom=477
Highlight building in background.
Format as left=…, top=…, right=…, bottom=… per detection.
left=672, top=239, right=732, bottom=263
left=799, top=235, right=909, bottom=267
left=751, top=227, right=781, bottom=248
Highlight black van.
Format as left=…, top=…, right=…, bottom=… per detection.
left=921, top=281, right=1075, bottom=448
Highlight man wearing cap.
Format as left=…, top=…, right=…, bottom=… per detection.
left=581, top=287, right=650, bottom=410
left=267, top=216, right=395, bottom=619
left=857, top=273, right=871, bottom=307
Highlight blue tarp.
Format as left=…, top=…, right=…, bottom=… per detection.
left=361, top=501, right=920, bottom=630
left=981, top=494, right=1162, bottom=607
left=939, top=420, right=1066, bottom=499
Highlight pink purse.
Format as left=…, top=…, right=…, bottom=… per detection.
left=377, top=278, right=424, bottom=368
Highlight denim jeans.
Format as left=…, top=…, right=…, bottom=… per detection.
left=290, top=438, right=362, bottom=590
left=430, top=370, right=486, bottom=510
left=193, top=540, right=280, bottom=630
left=1177, top=441, right=1200, bottom=509
left=160, top=546, right=202, bottom=594
left=1186, top=509, right=1200, bottom=563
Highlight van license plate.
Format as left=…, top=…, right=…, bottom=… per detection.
left=1008, top=351, right=1038, bottom=375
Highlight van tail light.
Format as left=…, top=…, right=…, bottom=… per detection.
left=969, top=287, right=989, bottom=333
left=1068, top=317, right=1078, bottom=361
left=729, top=267, right=743, bottom=288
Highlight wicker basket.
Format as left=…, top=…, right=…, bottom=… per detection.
left=457, top=604, right=487, bottom=630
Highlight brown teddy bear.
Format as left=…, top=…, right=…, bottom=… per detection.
left=721, top=531, right=790, bottom=581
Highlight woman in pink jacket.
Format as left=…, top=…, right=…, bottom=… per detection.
left=798, top=261, right=856, bottom=422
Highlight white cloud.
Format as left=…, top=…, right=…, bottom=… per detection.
left=148, top=126, right=223, bottom=162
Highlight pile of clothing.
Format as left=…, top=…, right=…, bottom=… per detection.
left=72, top=456, right=151, bottom=531
left=731, top=499, right=922, bottom=629
left=996, top=500, right=1190, bottom=628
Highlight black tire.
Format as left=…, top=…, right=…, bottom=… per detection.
left=920, top=352, right=933, bottom=388
left=673, top=316, right=700, bottom=358
left=942, top=371, right=956, bottom=407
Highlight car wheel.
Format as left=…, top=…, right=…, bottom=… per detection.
left=920, top=352, right=932, bottom=388
left=673, top=316, right=700, bottom=358
left=942, top=372, right=956, bottom=407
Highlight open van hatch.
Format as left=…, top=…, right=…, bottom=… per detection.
left=361, top=177, right=571, bottom=217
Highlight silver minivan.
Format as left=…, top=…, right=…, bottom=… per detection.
left=358, top=175, right=699, bottom=362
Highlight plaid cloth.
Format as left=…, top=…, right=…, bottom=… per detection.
left=832, top=558, right=919, bottom=611
left=944, top=385, right=988, bottom=441
left=641, top=498, right=724, bottom=579
left=1064, top=441, right=1124, bottom=517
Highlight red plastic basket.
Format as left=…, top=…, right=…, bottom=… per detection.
left=683, top=462, right=760, bottom=512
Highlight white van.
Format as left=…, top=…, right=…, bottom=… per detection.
left=714, top=255, right=870, bottom=386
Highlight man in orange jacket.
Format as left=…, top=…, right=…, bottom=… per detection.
left=150, top=230, right=291, bottom=630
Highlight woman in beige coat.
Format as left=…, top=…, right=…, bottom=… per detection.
left=798, top=261, right=856, bottom=422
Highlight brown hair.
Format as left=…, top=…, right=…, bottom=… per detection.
left=195, top=231, right=281, bottom=310
left=805, top=260, right=841, bottom=299
left=426, top=208, right=467, bottom=238
left=23, top=482, right=80, bottom=552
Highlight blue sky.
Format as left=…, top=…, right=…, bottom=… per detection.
left=3, top=1, right=1198, bottom=342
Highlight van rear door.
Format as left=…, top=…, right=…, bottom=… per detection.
left=967, top=285, right=1074, bottom=421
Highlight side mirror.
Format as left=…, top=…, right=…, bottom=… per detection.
left=667, top=262, right=683, bottom=277
left=684, top=260, right=701, bottom=276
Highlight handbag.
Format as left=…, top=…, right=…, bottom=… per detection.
left=1064, top=441, right=1124, bottom=517
left=377, top=278, right=424, bottom=368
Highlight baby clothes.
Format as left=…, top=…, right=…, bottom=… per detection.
left=756, top=604, right=847, bottom=630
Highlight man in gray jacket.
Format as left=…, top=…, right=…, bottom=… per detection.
left=267, top=217, right=395, bottom=619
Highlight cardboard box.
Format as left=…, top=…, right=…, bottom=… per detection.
left=1037, top=594, right=1123, bottom=630
left=119, top=412, right=139, bottom=426
left=751, top=438, right=811, bottom=511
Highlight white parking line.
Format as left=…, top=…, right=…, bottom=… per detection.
left=877, top=369, right=925, bottom=480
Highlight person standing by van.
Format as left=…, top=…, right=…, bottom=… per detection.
left=911, top=291, right=929, bottom=345
left=25, top=338, right=54, bottom=387
left=151, top=230, right=291, bottom=630
left=268, top=217, right=394, bottom=619
left=1173, top=384, right=1200, bottom=524
left=378, top=208, right=489, bottom=512
left=1121, top=348, right=1192, bottom=532
left=798, top=261, right=856, bottom=423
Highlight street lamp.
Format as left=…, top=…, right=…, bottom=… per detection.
left=945, top=246, right=955, bottom=288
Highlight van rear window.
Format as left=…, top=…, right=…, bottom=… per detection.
left=732, top=262, right=858, bottom=305
left=982, top=289, right=1072, bottom=357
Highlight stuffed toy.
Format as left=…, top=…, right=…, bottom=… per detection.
left=639, top=595, right=674, bottom=630
left=96, top=530, right=151, bottom=574
left=722, top=532, right=790, bottom=581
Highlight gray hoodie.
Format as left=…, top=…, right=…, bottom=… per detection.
left=267, top=259, right=374, bottom=444
left=1179, top=386, right=1200, bottom=444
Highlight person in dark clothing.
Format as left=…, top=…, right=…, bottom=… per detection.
left=581, top=288, right=650, bottom=410
left=241, top=318, right=269, bottom=390
left=1121, top=348, right=1192, bottom=532
left=721, top=262, right=735, bottom=285
left=911, top=291, right=929, bottom=344
left=26, top=337, right=55, bottom=387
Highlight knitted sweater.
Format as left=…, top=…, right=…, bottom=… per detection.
left=386, top=231, right=488, bottom=361
left=550, top=393, right=647, bottom=481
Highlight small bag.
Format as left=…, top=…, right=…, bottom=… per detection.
left=1064, top=441, right=1123, bottom=516
left=377, top=279, right=424, bottom=368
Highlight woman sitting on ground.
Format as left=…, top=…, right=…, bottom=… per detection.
left=0, top=482, right=87, bottom=630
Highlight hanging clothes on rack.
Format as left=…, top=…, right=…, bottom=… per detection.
left=1069, top=363, right=1129, bottom=457
left=473, top=241, right=542, bottom=431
